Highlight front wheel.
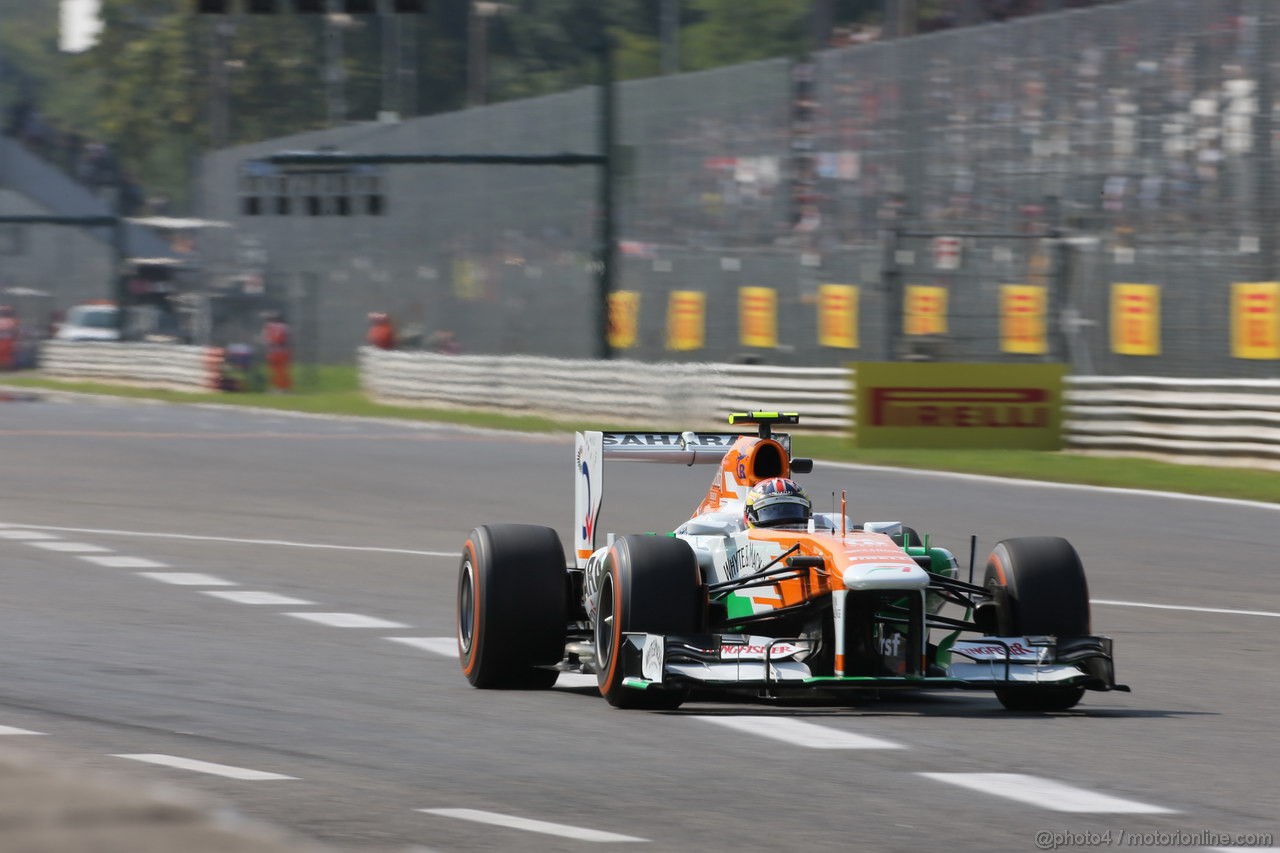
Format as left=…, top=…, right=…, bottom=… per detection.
left=983, top=536, right=1090, bottom=712
left=458, top=524, right=567, bottom=689
left=596, top=535, right=703, bottom=709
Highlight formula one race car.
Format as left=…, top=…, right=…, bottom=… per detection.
left=456, top=412, right=1127, bottom=711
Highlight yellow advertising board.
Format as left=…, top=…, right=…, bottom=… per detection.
left=739, top=286, right=778, bottom=348
left=852, top=362, right=1066, bottom=450
left=1231, top=282, right=1280, bottom=360
left=1000, top=284, right=1048, bottom=355
left=666, top=290, right=705, bottom=351
left=818, top=284, right=859, bottom=349
left=607, top=290, right=640, bottom=350
left=1110, top=283, right=1161, bottom=356
left=904, top=285, right=948, bottom=336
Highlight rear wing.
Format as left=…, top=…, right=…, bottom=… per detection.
left=573, top=417, right=803, bottom=567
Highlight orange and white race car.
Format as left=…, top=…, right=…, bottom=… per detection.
left=456, top=412, right=1127, bottom=711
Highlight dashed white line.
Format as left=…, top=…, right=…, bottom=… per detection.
left=286, top=612, right=409, bottom=629
left=203, top=591, right=315, bottom=606
left=691, top=716, right=905, bottom=750
left=0, top=522, right=453, bottom=557
left=137, top=572, right=236, bottom=586
left=385, top=637, right=457, bottom=656
left=419, top=809, right=645, bottom=843
left=1093, top=599, right=1280, bottom=619
left=81, top=555, right=169, bottom=569
left=27, top=541, right=113, bottom=553
left=0, top=725, right=45, bottom=735
left=113, top=754, right=296, bottom=781
left=0, top=530, right=60, bottom=540
left=918, top=773, right=1175, bottom=814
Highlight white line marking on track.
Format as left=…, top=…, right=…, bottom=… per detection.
left=27, top=541, right=113, bottom=553
left=692, top=716, right=905, bottom=750
left=81, top=555, right=168, bottom=569
left=0, top=725, right=45, bottom=735
left=917, top=773, right=1175, bottom=814
left=0, top=522, right=452, bottom=557
left=1208, top=848, right=1280, bottom=852
left=137, top=572, right=236, bottom=586
left=1093, top=599, right=1280, bottom=619
left=419, top=808, right=645, bottom=843
left=112, top=754, right=296, bottom=781
left=818, top=459, right=1280, bottom=513
left=203, top=591, right=315, bottom=606
left=385, top=637, right=457, bottom=656
left=0, top=530, right=60, bottom=540
left=286, top=612, right=409, bottom=629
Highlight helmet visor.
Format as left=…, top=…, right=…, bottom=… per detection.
left=751, top=496, right=810, bottom=528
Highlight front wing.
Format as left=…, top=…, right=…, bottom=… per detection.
left=618, top=633, right=1129, bottom=694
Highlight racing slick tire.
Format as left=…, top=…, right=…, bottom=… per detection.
left=983, top=536, right=1090, bottom=712
left=458, top=524, right=567, bottom=690
left=596, top=535, right=704, bottom=710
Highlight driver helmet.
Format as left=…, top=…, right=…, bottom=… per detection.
left=744, top=478, right=812, bottom=529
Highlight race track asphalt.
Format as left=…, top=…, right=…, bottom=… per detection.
left=1, top=395, right=1276, bottom=852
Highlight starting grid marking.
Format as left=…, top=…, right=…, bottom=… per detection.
left=27, top=541, right=113, bottom=553
left=918, top=773, right=1175, bottom=814
left=203, top=590, right=316, bottom=606
left=81, top=555, right=169, bottom=569
left=385, top=637, right=458, bottom=657
left=112, top=754, right=296, bottom=781
left=692, top=715, right=905, bottom=750
left=419, top=808, right=645, bottom=844
left=286, top=612, right=409, bottom=629
left=138, top=572, right=236, bottom=586
left=0, top=530, right=60, bottom=540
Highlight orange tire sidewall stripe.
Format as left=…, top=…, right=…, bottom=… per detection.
left=989, top=548, right=1007, bottom=586
left=460, top=538, right=481, bottom=677
left=600, top=544, right=624, bottom=694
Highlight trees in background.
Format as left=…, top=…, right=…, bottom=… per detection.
left=0, top=0, right=1058, bottom=207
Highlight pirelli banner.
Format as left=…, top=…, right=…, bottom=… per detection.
left=852, top=362, right=1067, bottom=450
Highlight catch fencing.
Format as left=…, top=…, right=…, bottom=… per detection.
left=39, top=341, right=222, bottom=392
left=199, top=0, right=1280, bottom=379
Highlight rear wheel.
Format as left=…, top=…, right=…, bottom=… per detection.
left=983, top=536, right=1090, bottom=712
left=458, top=524, right=567, bottom=689
left=596, top=535, right=703, bottom=709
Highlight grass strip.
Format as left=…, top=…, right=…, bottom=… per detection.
left=5, top=370, right=1278, bottom=505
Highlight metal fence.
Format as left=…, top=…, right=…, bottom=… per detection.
left=200, top=0, right=1280, bottom=376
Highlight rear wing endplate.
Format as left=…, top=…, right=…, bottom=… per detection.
left=573, top=429, right=793, bottom=568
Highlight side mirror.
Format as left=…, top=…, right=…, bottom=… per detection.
left=790, top=457, right=814, bottom=474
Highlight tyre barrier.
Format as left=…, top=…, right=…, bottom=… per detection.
left=358, top=348, right=853, bottom=433
left=38, top=341, right=223, bottom=393
left=1065, top=375, right=1280, bottom=471
left=204, top=346, right=226, bottom=390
